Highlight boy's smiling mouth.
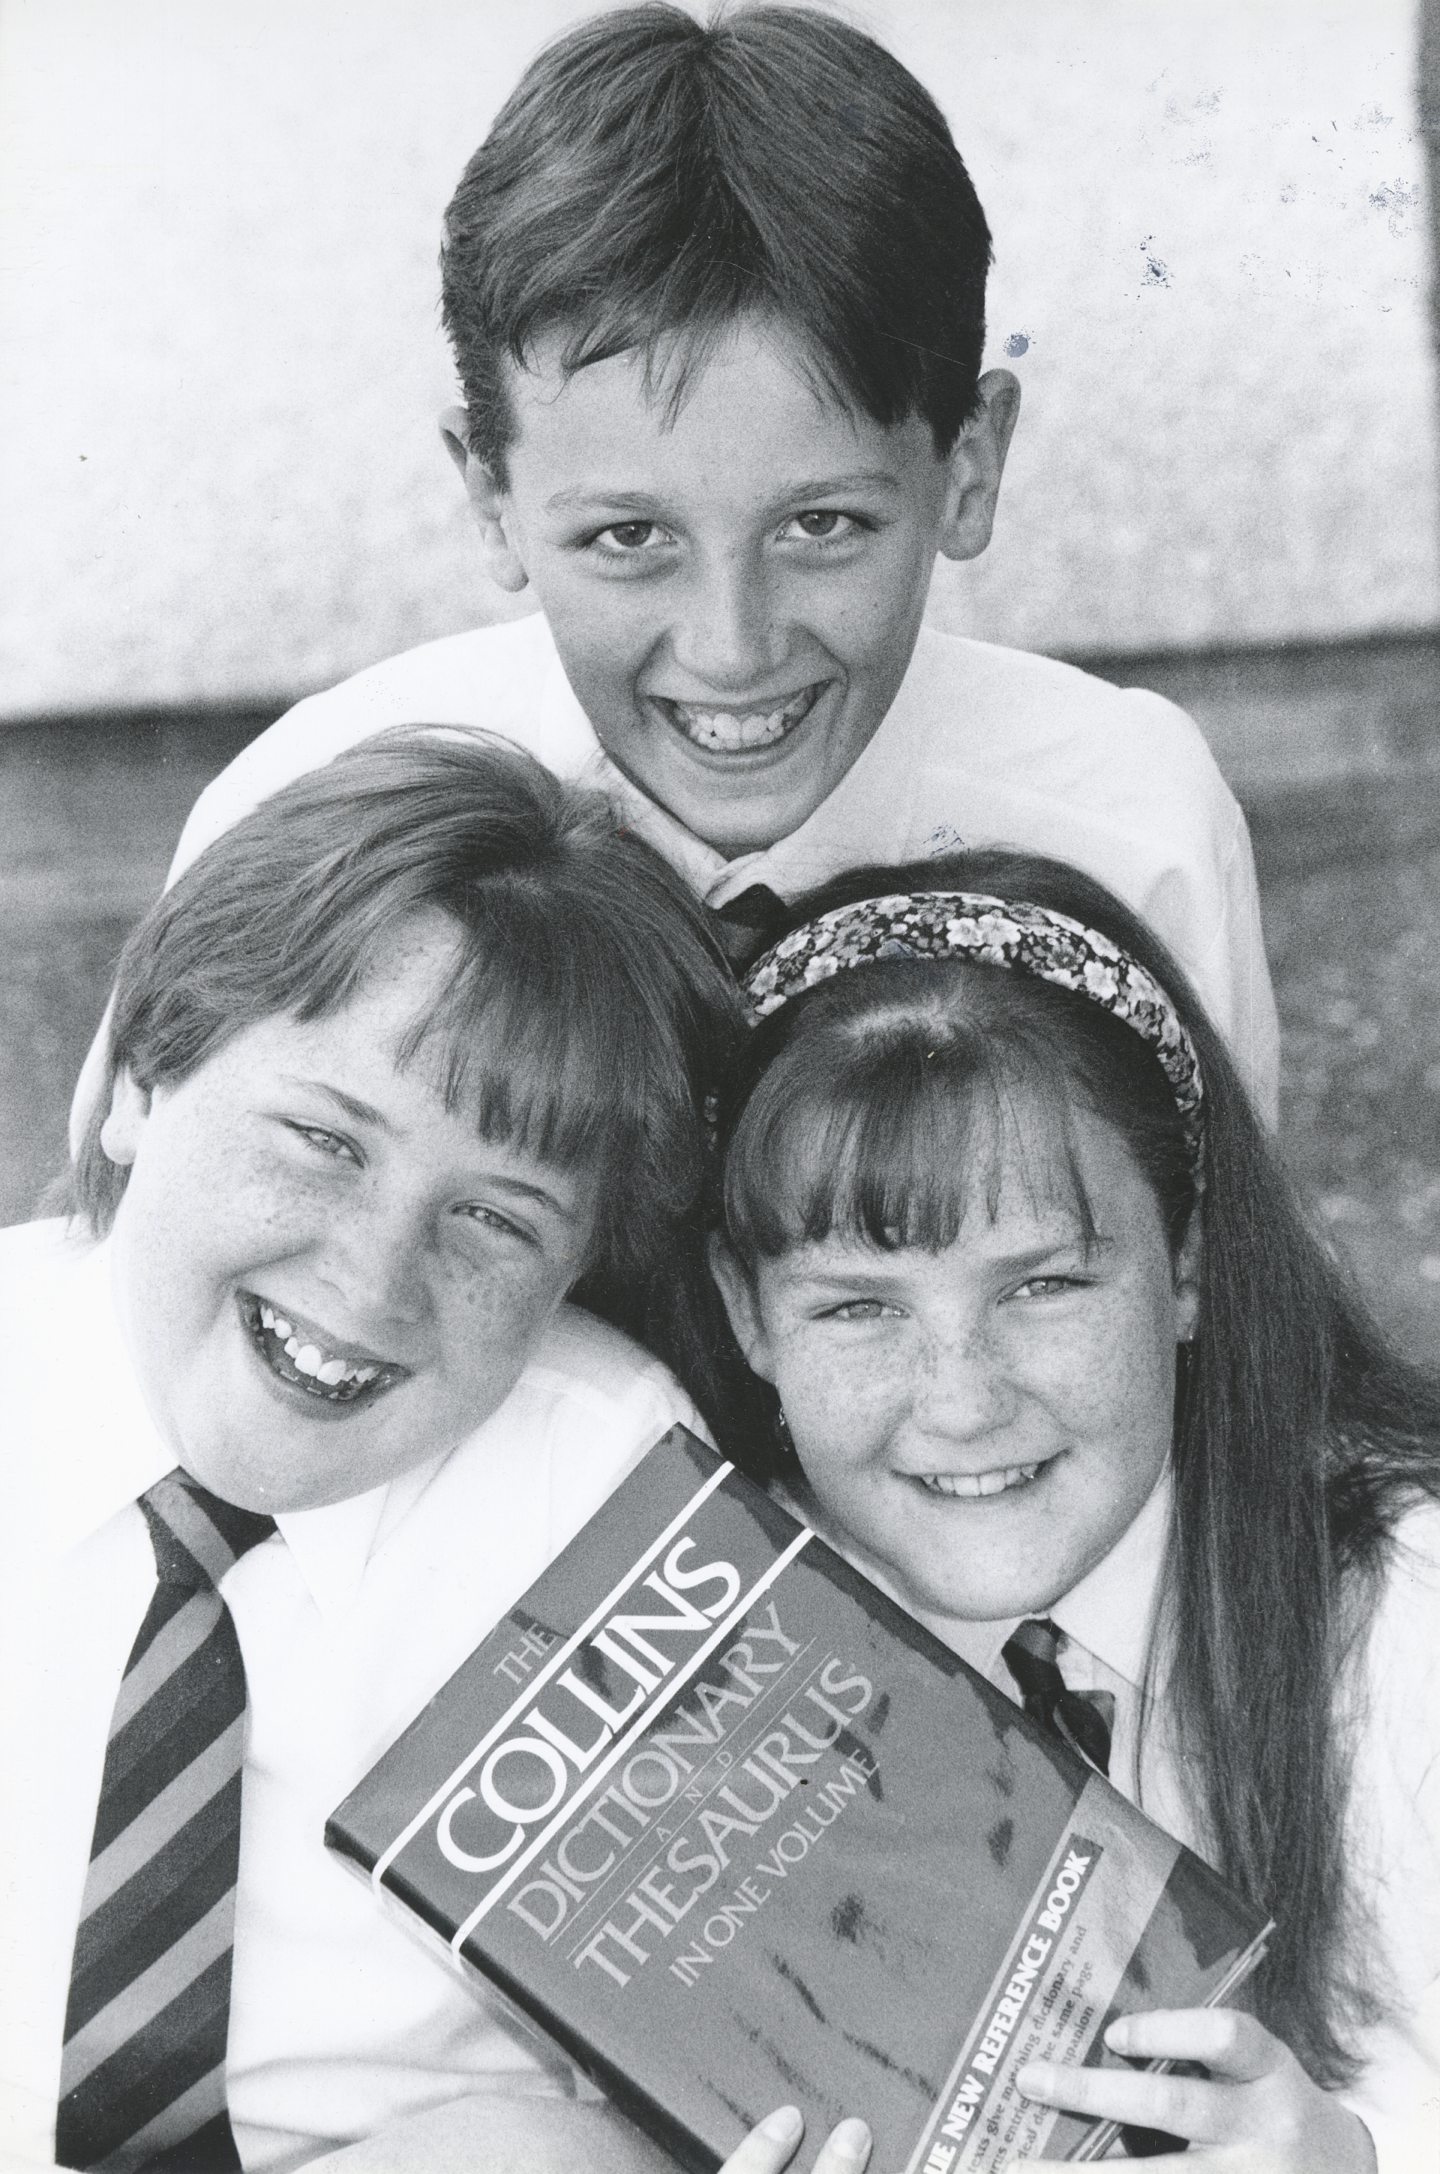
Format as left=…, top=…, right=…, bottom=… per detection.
left=652, top=681, right=826, bottom=754
left=238, top=1292, right=408, bottom=1408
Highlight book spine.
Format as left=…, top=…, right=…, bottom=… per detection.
left=1069, top=1921, right=1275, bottom=2166
left=900, top=1775, right=1181, bottom=2173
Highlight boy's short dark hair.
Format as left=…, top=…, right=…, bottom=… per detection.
left=442, top=3, right=993, bottom=478
left=78, top=729, right=738, bottom=1301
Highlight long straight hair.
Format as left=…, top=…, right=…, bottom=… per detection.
left=697, top=848, right=1440, bottom=2083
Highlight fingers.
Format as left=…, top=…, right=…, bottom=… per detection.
left=1016, top=2055, right=1229, bottom=2145
left=718, top=2106, right=805, bottom=2174
left=717, top=2108, right=872, bottom=2174
left=1104, top=2006, right=1281, bottom=2082
left=807, top=2118, right=872, bottom=2173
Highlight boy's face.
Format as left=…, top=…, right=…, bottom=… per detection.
left=101, top=918, right=598, bottom=1515
left=452, top=322, right=1018, bottom=858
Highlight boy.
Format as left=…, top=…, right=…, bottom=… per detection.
left=74, top=2, right=1279, bottom=1137
left=1, top=734, right=738, bottom=2173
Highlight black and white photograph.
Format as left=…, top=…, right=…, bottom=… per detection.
left=2, top=3, right=1438, bottom=2169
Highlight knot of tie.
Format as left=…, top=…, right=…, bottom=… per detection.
left=713, top=883, right=790, bottom=966
left=1001, top=1617, right=1114, bottom=1778
left=139, top=1467, right=276, bottom=1591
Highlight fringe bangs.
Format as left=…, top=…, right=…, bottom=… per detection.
left=726, top=1013, right=1100, bottom=1261
left=401, top=909, right=666, bottom=1183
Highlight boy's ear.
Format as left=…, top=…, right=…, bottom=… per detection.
left=707, top=1235, right=778, bottom=1383
left=99, top=1069, right=151, bottom=1169
left=1173, top=1209, right=1204, bottom=1347
left=438, top=405, right=529, bottom=595
left=935, top=368, right=1022, bottom=564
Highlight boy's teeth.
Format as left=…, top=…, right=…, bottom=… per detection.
left=686, top=710, right=788, bottom=751
left=667, top=690, right=813, bottom=752
left=922, top=1462, right=1040, bottom=1499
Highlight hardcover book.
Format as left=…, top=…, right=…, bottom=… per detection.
left=327, top=1427, right=1270, bottom=2170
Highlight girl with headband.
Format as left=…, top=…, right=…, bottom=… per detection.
left=694, top=848, right=1440, bottom=2174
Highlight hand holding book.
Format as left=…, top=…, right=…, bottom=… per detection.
left=1018, top=2009, right=1377, bottom=2171
left=329, top=1430, right=1271, bottom=2171
left=723, top=2108, right=871, bottom=2174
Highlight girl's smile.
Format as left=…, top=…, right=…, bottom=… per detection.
left=914, top=1457, right=1050, bottom=1499
left=715, top=1096, right=1200, bottom=1622
left=239, top=1291, right=405, bottom=1408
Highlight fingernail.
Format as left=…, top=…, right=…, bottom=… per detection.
left=1016, top=2061, right=1053, bottom=2096
left=1104, top=2017, right=1134, bottom=2053
left=760, top=2106, right=803, bottom=2143
left=833, top=2118, right=872, bottom=2161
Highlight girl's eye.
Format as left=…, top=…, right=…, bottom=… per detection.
left=1009, top=1275, right=1085, bottom=1301
left=819, top=1298, right=900, bottom=1322
left=288, top=1124, right=360, bottom=1166
left=782, top=510, right=863, bottom=542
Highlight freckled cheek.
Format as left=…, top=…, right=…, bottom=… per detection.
left=778, top=1341, right=910, bottom=1467
left=432, top=1251, right=575, bottom=1373
left=1031, top=1323, right=1173, bottom=1464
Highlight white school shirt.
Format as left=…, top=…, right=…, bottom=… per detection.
left=0, top=1219, right=701, bottom=2173
left=146, top=617, right=1279, bottom=1121
left=861, top=1473, right=1440, bottom=2174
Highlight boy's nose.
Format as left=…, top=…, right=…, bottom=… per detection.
left=669, top=555, right=788, bottom=691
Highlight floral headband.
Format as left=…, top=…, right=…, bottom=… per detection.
left=742, top=891, right=1204, bottom=1167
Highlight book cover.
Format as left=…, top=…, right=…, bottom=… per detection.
left=327, top=1427, right=1270, bottom=2170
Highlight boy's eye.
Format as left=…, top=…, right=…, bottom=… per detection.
left=593, top=520, right=670, bottom=554
left=287, top=1123, right=361, bottom=1166
left=781, top=510, right=862, bottom=542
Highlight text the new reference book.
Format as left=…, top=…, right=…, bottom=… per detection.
left=328, top=1428, right=1270, bottom=2170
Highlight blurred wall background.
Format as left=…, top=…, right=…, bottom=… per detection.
left=2, top=0, right=1436, bottom=728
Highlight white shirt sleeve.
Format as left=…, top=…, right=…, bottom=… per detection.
left=1192, top=807, right=1280, bottom=1128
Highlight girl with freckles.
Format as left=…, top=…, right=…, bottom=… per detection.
left=685, top=850, right=1440, bottom=2173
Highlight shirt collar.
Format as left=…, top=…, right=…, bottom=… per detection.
left=1047, top=1464, right=1172, bottom=1685
left=26, top=1228, right=451, bottom=1620
left=273, top=1448, right=451, bottom=1624
left=910, top=1465, right=1173, bottom=1690
left=19, top=1231, right=176, bottom=1564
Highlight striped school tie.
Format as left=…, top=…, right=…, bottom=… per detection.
left=1001, top=1617, right=1115, bottom=1778
left=56, top=1469, right=276, bottom=2172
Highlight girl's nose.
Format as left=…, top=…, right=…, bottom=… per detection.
left=910, top=1323, right=1018, bottom=1442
